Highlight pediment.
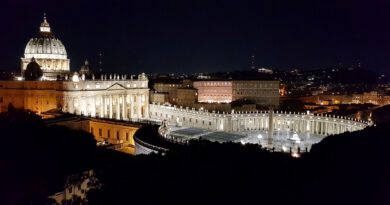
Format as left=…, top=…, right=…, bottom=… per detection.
left=106, top=83, right=126, bottom=90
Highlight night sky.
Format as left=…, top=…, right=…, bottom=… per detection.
left=1, top=0, right=389, bottom=75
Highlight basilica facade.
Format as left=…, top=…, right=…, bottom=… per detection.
left=0, top=74, right=149, bottom=120
left=0, top=15, right=149, bottom=121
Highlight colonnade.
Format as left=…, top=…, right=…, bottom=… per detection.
left=149, top=103, right=369, bottom=136
left=231, top=116, right=360, bottom=135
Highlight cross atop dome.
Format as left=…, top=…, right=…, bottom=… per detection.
left=40, top=13, right=51, bottom=34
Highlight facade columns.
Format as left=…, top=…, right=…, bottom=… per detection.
left=104, top=96, right=107, bottom=118
left=109, top=95, right=113, bottom=119
left=100, top=96, right=104, bottom=118
left=116, top=95, right=120, bottom=120
left=91, top=97, right=96, bottom=117
left=268, top=109, right=274, bottom=147
left=130, top=95, right=134, bottom=119
left=122, top=94, right=126, bottom=120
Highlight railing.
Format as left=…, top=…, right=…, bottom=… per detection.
left=133, top=134, right=169, bottom=153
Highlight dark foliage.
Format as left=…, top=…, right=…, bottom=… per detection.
left=279, top=99, right=305, bottom=112
left=3, top=111, right=389, bottom=205
left=0, top=111, right=97, bottom=205
left=88, top=123, right=390, bottom=205
left=24, top=60, right=43, bottom=81
left=372, top=104, right=390, bottom=124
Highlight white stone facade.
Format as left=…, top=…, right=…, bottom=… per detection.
left=149, top=103, right=369, bottom=135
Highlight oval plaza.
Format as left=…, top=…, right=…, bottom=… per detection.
left=149, top=103, right=370, bottom=153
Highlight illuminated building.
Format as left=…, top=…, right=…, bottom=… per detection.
left=194, top=81, right=232, bottom=103
left=194, top=80, right=280, bottom=107
left=176, top=88, right=197, bottom=107
left=257, top=67, right=273, bottom=74
left=20, top=14, right=70, bottom=80
left=144, top=103, right=370, bottom=154
left=48, top=170, right=100, bottom=204
left=352, top=91, right=390, bottom=106
left=50, top=117, right=141, bottom=154
left=0, top=74, right=149, bottom=119
left=152, top=81, right=183, bottom=103
left=0, top=15, right=149, bottom=120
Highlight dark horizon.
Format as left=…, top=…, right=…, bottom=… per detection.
left=1, top=0, right=389, bottom=75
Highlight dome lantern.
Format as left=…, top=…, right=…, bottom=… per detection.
left=39, top=13, right=52, bottom=36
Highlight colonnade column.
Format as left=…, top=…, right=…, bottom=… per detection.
left=268, top=109, right=274, bottom=147
left=137, top=94, right=142, bottom=118
left=144, top=94, right=149, bottom=118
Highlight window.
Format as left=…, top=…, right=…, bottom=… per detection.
left=99, top=128, right=102, bottom=137
left=117, top=131, right=120, bottom=140
left=107, top=130, right=110, bottom=138
left=0, top=97, right=3, bottom=103
left=126, top=132, right=129, bottom=141
left=90, top=127, right=94, bottom=134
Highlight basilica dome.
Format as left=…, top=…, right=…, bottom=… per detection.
left=20, top=14, right=70, bottom=80
left=24, top=37, right=67, bottom=60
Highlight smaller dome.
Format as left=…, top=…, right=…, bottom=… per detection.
left=24, top=58, right=43, bottom=80
left=80, top=59, right=91, bottom=75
